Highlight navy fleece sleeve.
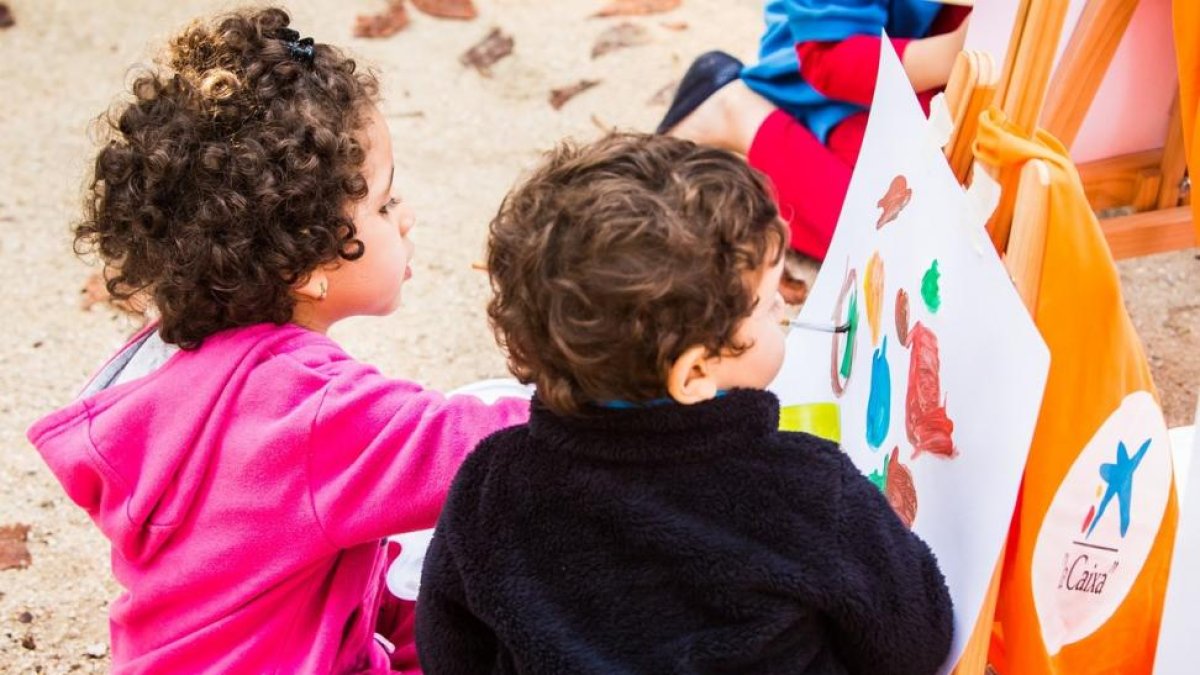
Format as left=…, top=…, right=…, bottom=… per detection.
left=825, top=453, right=954, bottom=675
left=415, top=528, right=500, bottom=674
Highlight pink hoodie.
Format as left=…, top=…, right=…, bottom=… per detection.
left=27, top=323, right=528, bottom=673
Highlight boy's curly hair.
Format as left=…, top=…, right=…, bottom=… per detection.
left=487, top=133, right=787, bottom=416
left=76, top=7, right=379, bottom=348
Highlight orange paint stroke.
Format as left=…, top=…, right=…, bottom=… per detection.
left=864, top=252, right=884, bottom=346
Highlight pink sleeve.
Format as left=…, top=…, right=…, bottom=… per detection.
left=797, top=36, right=914, bottom=106
left=306, top=361, right=529, bottom=547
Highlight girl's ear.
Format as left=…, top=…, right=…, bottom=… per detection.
left=294, top=268, right=330, bottom=302
left=666, top=345, right=721, bottom=405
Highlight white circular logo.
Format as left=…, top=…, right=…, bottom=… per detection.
left=1030, top=391, right=1171, bottom=653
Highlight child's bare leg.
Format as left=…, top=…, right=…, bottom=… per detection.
left=781, top=249, right=820, bottom=306
left=666, top=80, right=821, bottom=305
left=668, top=80, right=778, bottom=156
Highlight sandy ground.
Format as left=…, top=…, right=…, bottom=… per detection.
left=0, top=0, right=1196, bottom=671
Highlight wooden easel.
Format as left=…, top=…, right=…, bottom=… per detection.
left=941, top=1, right=1065, bottom=672
left=1041, top=0, right=1192, bottom=259
left=972, top=0, right=1192, bottom=259
left=940, top=4, right=1194, bottom=672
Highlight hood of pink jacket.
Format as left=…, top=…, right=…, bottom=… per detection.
left=27, top=324, right=288, bottom=564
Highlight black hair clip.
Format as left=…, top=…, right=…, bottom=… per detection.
left=276, top=28, right=315, bottom=65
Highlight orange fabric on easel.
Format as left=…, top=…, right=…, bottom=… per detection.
left=1174, top=0, right=1200, bottom=244
left=974, top=108, right=1179, bottom=674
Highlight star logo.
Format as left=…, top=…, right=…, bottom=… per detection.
left=1082, top=439, right=1151, bottom=539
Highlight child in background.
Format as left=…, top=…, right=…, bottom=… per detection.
left=416, top=133, right=953, bottom=674
left=659, top=0, right=969, bottom=292
left=26, top=7, right=525, bottom=673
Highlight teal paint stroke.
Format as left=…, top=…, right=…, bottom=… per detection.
left=839, top=288, right=860, bottom=379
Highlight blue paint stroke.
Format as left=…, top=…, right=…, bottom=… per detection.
left=866, top=337, right=891, bottom=450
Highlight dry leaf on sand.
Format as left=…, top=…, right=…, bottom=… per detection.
left=80, top=272, right=150, bottom=319
left=460, top=28, right=515, bottom=76
left=411, top=0, right=478, bottom=20
left=550, top=80, right=602, bottom=110
left=0, top=524, right=31, bottom=571
left=354, top=0, right=410, bottom=38
left=648, top=79, right=678, bottom=106
left=591, top=22, right=650, bottom=59
left=592, top=0, right=681, bottom=18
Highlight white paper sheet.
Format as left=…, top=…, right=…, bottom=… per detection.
left=769, top=37, right=1051, bottom=673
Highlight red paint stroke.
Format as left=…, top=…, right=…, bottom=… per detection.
left=905, top=322, right=956, bottom=458
left=885, top=447, right=918, bottom=528
left=876, top=175, right=912, bottom=228
left=895, top=288, right=910, bottom=347
left=1081, top=504, right=1097, bottom=534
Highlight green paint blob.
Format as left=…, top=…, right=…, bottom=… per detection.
left=921, top=260, right=942, bottom=313
left=839, top=288, right=860, bottom=379
left=867, top=454, right=888, bottom=493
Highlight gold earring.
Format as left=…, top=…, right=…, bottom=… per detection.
left=319, top=280, right=328, bottom=301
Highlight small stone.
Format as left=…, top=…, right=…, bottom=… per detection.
left=17, top=611, right=32, bottom=623
left=20, top=633, right=35, bottom=650
left=84, top=642, right=108, bottom=658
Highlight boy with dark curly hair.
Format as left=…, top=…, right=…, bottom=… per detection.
left=416, top=133, right=954, bottom=674
left=26, top=7, right=527, bottom=672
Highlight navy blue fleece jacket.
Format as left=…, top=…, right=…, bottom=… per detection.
left=416, top=389, right=952, bottom=674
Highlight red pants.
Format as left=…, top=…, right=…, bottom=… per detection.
left=747, top=89, right=939, bottom=260
left=747, top=109, right=866, bottom=260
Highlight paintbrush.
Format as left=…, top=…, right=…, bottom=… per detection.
left=781, top=319, right=853, bottom=334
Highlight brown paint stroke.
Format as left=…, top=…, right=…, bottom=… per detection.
left=876, top=175, right=912, bottom=228
left=885, top=447, right=918, bottom=528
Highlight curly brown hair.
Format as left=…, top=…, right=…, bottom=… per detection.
left=487, top=133, right=787, bottom=416
left=75, top=6, right=380, bottom=348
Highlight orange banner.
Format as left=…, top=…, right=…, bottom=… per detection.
left=975, top=109, right=1179, bottom=674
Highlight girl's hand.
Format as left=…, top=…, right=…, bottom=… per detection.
left=902, top=16, right=970, bottom=93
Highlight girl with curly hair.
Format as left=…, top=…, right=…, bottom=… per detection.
left=26, top=7, right=526, bottom=672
